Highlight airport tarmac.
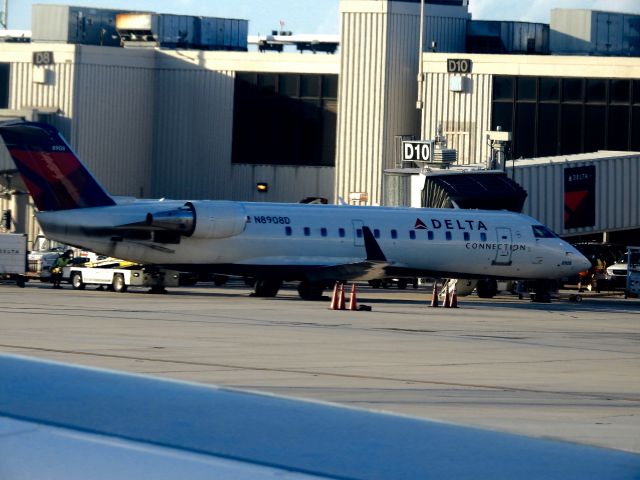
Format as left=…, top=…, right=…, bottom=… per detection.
left=0, top=281, right=638, bottom=453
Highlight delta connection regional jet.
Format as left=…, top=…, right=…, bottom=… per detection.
left=0, top=121, right=590, bottom=299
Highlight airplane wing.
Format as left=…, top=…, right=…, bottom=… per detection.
left=1, top=354, right=640, bottom=480
left=237, top=226, right=393, bottom=282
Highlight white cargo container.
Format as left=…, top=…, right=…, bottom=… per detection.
left=0, top=233, right=27, bottom=287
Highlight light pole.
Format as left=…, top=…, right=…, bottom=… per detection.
left=416, top=0, right=425, bottom=110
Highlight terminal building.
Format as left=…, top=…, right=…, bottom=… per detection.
left=0, top=0, right=638, bottom=246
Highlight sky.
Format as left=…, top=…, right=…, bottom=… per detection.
left=8, top=0, right=640, bottom=34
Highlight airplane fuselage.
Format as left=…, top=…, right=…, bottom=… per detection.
left=37, top=200, right=589, bottom=281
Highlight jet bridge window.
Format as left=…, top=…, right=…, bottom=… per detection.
left=532, top=225, right=556, bottom=238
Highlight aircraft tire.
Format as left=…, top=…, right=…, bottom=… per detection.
left=476, top=279, right=498, bottom=298
left=254, top=279, right=282, bottom=297
left=112, top=273, right=128, bottom=293
left=70, top=272, right=85, bottom=290
left=297, top=281, right=325, bottom=300
left=397, top=279, right=408, bottom=290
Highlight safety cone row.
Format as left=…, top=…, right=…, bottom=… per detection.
left=330, top=282, right=360, bottom=311
left=430, top=282, right=460, bottom=308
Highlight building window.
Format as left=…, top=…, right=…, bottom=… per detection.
left=0, top=63, right=9, bottom=108
left=492, top=75, right=636, bottom=157
left=232, top=72, right=338, bottom=166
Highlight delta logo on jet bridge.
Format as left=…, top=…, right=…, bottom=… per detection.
left=414, top=217, right=488, bottom=231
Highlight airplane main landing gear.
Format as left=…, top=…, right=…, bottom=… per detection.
left=253, top=279, right=282, bottom=297
left=297, top=281, right=325, bottom=300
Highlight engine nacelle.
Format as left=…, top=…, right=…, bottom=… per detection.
left=186, top=201, right=247, bottom=239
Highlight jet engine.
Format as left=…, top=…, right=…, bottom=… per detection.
left=145, top=201, right=247, bottom=240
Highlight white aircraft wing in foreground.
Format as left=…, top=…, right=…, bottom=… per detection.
left=1, top=354, right=639, bottom=479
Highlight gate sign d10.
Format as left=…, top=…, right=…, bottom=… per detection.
left=402, top=140, right=433, bottom=163
left=447, top=58, right=472, bottom=74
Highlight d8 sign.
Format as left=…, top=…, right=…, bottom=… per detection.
left=402, top=141, right=433, bottom=163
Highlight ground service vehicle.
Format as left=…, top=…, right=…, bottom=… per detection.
left=0, top=233, right=27, bottom=287
left=63, top=265, right=180, bottom=293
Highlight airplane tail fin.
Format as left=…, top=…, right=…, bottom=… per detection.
left=0, top=121, right=115, bottom=211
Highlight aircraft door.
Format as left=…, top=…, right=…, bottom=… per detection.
left=493, top=227, right=513, bottom=265
left=352, top=220, right=364, bottom=247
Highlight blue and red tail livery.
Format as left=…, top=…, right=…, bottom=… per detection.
left=0, top=121, right=115, bottom=211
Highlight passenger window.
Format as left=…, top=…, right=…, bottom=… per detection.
left=356, top=229, right=362, bottom=238
left=445, top=231, right=452, bottom=241
left=409, top=231, right=416, bottom=240
left=391, top=229, right=397, bottom=239
left=285, top=226, right=292, bottom=236
left=339, top=228, right=345, bottom=238
left=480, top=232, right=487, bottom=241
left=464, top=232, right=470, bottom=241
left=427, top=231, right=434, bottom=240
left=304, top=227, right=310, bottom=236
left=374, top=229, right=380, bottom=238
left=321, top=227, right=327, bottom=237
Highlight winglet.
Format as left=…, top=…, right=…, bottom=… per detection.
left=0, top=121, right=115, bottom=211
left=362, top=226, right=387, bottom=262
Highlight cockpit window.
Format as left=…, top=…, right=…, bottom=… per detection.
left=532, top=225, right=557, bottom=238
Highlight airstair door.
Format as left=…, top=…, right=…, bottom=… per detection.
left=352, top=220, right=364, bottom=247
left=493, top=227, right=513, bottom=265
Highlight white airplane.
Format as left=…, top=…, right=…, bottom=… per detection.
left=0, top=121, right=590, bottom=298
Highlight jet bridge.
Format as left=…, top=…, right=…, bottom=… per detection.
left=384, top=169, right=528, bottom=213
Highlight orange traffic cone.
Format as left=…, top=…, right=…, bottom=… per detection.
left=450, top=285, right=458, bottom=308
left=444, top=285, right=451, bottom=308
left=329, top=282, right=340, bottom=310
left=430, top=283, right=439, bottom=307
left=338, top=283, right=346, bottom=310
left=348, top=284, right=358, bottom=310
